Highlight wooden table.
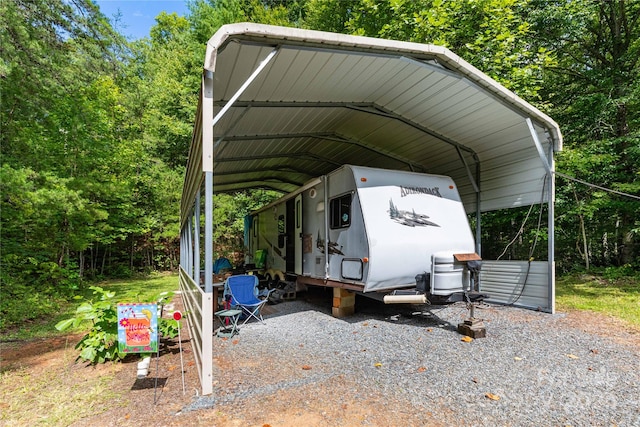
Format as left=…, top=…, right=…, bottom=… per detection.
left=212, top=282, right=225, bottom=313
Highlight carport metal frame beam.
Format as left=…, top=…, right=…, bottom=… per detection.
left=217, top=131, right=427, bottom=173
left=213, top=100, right=479, bottom=157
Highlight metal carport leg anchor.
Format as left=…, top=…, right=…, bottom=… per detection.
left=457, top=259, right=488, bottom=338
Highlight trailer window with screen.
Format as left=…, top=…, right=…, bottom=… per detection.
left=330, top=194, right=352, bottom=229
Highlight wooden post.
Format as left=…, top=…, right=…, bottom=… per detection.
left=332, top=288, right=355, bottom=317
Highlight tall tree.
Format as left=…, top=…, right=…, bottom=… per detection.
left=304, top=0, right=553, bottom=100
left=1, top=0, right=128, bottom=276
left=531, top=0, right=640, bottom=269
left=1, top=0, right=139, bottom=326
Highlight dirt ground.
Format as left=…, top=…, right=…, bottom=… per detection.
left=3, top=295, right=430, bottom=427
left=1, top=297, right=638, bottom=427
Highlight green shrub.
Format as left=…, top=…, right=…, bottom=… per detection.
left=0, top=276, right=61, bottom=330
left=55, top=287, right=180, bottom=364
left=55, top=286, right=121, bottom=364
left=0, top=253, right=83, bottom=331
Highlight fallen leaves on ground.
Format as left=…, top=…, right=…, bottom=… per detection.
left=417, top=367, right=427, bottom=372
left=374, top=362, right=382, bottom=368
left=485, top=393, right=500, bottom=401
left=461, top=336, right=473, bottom=342
left=567, top=354, right=579, bottom=359
left=301, top=365, right=312, bottom=370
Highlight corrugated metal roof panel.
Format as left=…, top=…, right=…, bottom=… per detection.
left=187, top=22, right=563, bottom=219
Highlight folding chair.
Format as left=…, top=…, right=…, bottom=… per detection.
left=224, top=275, right=272, bottom=326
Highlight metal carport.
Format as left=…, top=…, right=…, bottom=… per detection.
left=179, top=23, right=563, bottom=395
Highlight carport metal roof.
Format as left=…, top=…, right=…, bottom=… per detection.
left=182, top=23, right=562, bottom=222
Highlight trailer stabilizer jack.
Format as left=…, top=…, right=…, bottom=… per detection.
left=457, top=291, right=489, bottom=338
left=457, top=317, right=487, bottom=338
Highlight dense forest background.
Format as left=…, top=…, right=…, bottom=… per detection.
left=1, top=0, right=638, bottom=328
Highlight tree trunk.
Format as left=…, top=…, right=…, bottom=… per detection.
left=89, top=245, right=95, bottom=278
left=573, top=189, right=590, bottom=270
left=58, top=244, right=65, bottom=267
left=101, top=246, right=107, bottom=276
left=619, top=213, right=634, bottom=265
left=78, top=250, right=84, bottom=278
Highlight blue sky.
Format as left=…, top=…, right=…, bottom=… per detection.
left=95, top=1, right=190, bottom=40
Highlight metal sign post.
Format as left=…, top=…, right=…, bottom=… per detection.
left=173, top=311, right=186, bottom=395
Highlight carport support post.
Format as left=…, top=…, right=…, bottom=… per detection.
left=527, top=118, right=557, bottom=314
left=475, top=159, right=481, bottom=256
left=201, top=69, right=214, bottom=396
left=332, top=288, right=355, bottom=317
left=548, top=143, right=556, bottom=314
left=195, top=192, right=200, bottom=286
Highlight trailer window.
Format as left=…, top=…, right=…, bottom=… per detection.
left=277, top=214, right=285, bottom=248
left=278, top=214, right=285, bottom=234
left=330, top=194, right=351, bottom=229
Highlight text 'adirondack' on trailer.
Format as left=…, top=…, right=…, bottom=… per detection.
left=245, top=164, right=484, bottom=304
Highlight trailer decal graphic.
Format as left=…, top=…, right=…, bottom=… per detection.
left=316, top=231, right=344, bottom=255
left=400, top=186, right=442, bottom=198
left=388, top=199, right=440, bottom=227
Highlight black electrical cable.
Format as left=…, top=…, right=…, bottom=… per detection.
left=507, top=174, right=547, bottom=306
left=556, top=171, right=640, bottom=201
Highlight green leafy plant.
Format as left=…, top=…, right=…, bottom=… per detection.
left=156, top=291, right=180, bottom=339
left=55, top=286, right=180, bottom=364
left=158, top=317, right=180, bottom=339
left=55, top=286, right=121, bottom=364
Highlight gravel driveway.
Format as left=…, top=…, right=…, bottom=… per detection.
left=184, top=288, right=640, bottom=426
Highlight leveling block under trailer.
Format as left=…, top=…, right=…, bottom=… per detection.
left=244, top=165, right=488, bottom=337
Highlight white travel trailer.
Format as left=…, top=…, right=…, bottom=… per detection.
left=246, top=165, right=481, bottom=303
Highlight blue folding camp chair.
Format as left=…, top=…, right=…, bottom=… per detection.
left=224, top=275, right=272, bottom=326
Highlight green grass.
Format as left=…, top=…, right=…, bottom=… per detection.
left=98, top=271, right=180, bottom=304
left=1, top=272, right=181, bottom=425
left=1, top=272, right=180, bottom=341
left=556, top=272, right=640, bottom=327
